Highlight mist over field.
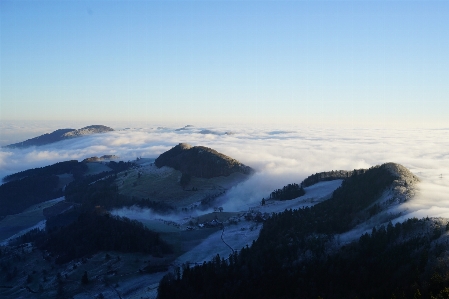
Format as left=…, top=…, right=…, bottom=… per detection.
left=1, top=123, right=448, bottom=219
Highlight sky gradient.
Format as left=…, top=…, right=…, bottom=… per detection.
left=1, top=1, right=448, bottom=127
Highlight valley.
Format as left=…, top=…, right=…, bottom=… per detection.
left=0, top=139, right=448, bottom=299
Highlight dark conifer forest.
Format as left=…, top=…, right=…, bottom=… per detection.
left=36, top=212, right=171, bottom=264
left=2, top=159, right=172, bottom=265
left=64, top=169, right=175, bottom=213
left=2, top=160, right=84, bottom=183
left=0, top=161, right=88, bottom=217
left=269, top=183, right=305, bottom=201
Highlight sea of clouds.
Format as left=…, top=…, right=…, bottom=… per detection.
left=1, top=122, right=448, bottom=219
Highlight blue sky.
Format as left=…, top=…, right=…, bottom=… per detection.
left=1, top=1, right=448, bottom=127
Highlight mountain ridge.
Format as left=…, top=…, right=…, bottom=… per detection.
left=301, top=162, right=420, bottom=204
left=3, top=125, right=114, bottom=148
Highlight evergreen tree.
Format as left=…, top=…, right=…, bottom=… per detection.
left=81, top=271, right=89, bottom=284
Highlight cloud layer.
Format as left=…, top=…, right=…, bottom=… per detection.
left=1, top=123, right=448, bottom=219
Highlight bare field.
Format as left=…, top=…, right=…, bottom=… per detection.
left=116, top=164, right=250, bottom=207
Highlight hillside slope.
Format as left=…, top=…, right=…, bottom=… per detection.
left=3, top=125, right=114, bottom=148
left=157, top=163, right=449, bottom=299
left=155, top=143, right=254, bottom=178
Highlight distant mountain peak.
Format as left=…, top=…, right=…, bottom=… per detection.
left=61, top=125, right=114, bottom=138
left=4, top=125, right=114, bottom=148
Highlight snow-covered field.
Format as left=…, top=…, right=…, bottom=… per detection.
left=113, top=180, right=343, bottom=267
left=237, top=179, right=343, bottom=214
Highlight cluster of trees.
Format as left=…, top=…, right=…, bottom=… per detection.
left=18, top=211, right=171, bottom=264
left=315, top=165, right=396, bottom=233
left=269, top=183, right=305, bottom=201
left=158, top=165, right=449, bottom=298
left=64, top=172, right=175, bottom=213
left=3, top=158, right=175, bottom=267
left=180, top=172, right=191, bottom=188
left=0, top=160, right=89, bottom=217
left=158, top=217, right=449, bottom=299
left=0, top=174, right=62, bottom=217
left=65, top=174, right=124, bottom=209
left=300, top=169, right=360, bottom=187
left=2, top=160, right=86, bottom=183
left=105, top=160, right=134, bottom=173
left=200, top=191, right=226, bottom=208
left=45, top=207, right=82, bottom=230
left=155, top=143, right=253, bottom=178
left=0, top=160, right=135, bottom=217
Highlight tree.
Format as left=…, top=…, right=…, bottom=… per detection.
left=81, top=271, right=89, bottom=284
left=180, top=173, right=191, bottom=188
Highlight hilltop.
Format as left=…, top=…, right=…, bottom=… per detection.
left=3, top=125, right=114, bottom=148
left=155, top=143, right=254, bottom=179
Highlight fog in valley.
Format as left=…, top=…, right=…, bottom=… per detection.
left=1, top=122, right=448, bottom=221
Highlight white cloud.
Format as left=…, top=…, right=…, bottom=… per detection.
left=1, top=124, right=448, bottom=221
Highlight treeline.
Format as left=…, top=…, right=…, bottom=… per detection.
left=0, top=160, right=88, bottom=217
left=106, top=160, right=134, bottom=173
left=301, top=169, right=359, bottom=187
left=14, top=211, right=171, bottom=264
left=65, top=174, right=122, bottom=209
left=257, top=165, right=396, bottom=252
left=248, top=166, right=397, bottom=263
left=158, top=165, right=445, bottom=299
left=62, top=161, right=134, bottom=210
left=0, top=174, right=62, bottom=217
left=158, top=218, right=449, bottom=299
left=5, top=159, right=174, bottom=265
left=269, top=183, right=305, bottom=201
left=2, top=160, right=86, bottom=182
left=309, top=165, right=396, bottom=233
left=65, top=171, right=175, bottom=213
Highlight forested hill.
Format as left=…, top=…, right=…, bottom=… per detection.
left=0, top=159, right=135, bottom=217
left=3, top=125, right=114, bottom=148
left=2, top=160, right=84, bottom=183
left=157, top=163, right=449, bottom=299
left=24, top=211, right=172, bottom=264
left=155, top=143, right=254, bottom=178
left=0, top=161, right=87, bottom=217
